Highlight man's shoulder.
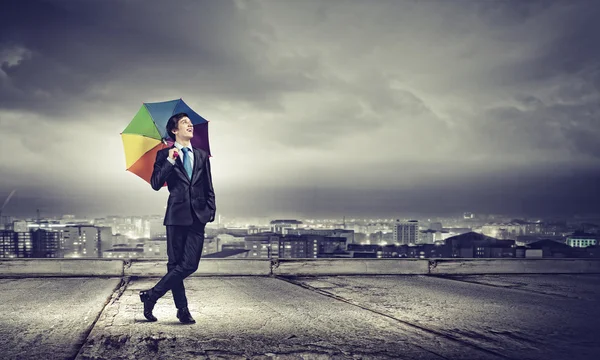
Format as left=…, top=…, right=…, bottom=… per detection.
left=156, top=146, right=173, bottom=158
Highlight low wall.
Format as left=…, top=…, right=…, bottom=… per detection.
left=271, top=258, right=428, bottom=276
left=1, top=258, right=600, bottom=277
left=0, top=259, right=124, bottom=277
left=125, top=258, right=271, bottom=276
left=428, top=258, right=600, bottom=275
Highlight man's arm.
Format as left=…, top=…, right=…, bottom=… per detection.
left=203, top=153, right=216, bottom=221
left=150, top=150, right=175, bottom=191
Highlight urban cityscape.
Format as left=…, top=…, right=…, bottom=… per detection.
left=1, top=210, right=599, bottom=260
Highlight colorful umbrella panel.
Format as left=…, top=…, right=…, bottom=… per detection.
left=121, top=98, right=211, bottom=186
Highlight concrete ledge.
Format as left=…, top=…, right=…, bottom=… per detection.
left=2, top=258, right=600, bottom=277
left=124, top=258, right=272, bottom=276
left=429, top=258, right=600, bottom=275
left=272, top=258, right=429, bottom=276
left=0, top=259, right=124, bottom=277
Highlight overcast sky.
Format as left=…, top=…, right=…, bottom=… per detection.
left=1, top=0, right=599, bottom=220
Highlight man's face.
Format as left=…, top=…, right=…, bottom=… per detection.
left=173, top=117, right=193, bottom=140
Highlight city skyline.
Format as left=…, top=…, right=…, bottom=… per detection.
left=1, top=0, right=599, bottom=219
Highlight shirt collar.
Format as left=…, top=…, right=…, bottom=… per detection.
left=174, top=142, right=193, bottom=152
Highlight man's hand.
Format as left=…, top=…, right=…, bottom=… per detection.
left=168, top=148, right=179, bottom=160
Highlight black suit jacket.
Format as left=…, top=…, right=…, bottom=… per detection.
left=150, top=146, right=216, bottom=225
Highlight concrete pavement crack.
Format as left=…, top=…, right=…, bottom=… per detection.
left=69, top=276, right=129, bottom=360
left=275, top=275, right=513, bottom=360
left=110, top=276, right=131, bottom=304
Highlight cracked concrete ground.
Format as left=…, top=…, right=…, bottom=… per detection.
left=0, top=277, right=122, bottom=360
left=0, top=275, right=598, bottom=360
left=286, top=274, right=600, bottom=360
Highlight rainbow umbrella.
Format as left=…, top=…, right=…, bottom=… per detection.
left=120, top=98, right=211, bottom=186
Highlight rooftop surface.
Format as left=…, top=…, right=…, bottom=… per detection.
left=0, top=259, right=599, bottom=359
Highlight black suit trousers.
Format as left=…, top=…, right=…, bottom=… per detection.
left=150, top=211, right=206, bottom=308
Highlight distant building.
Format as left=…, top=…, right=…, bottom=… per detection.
left=2, top=222, right=110, bottom=258
left=214, top=234, right=246, bottom=251
left=148, top=217, right=166, bottom=238
left=284, top=228, right=355, bottom=245
left=244, top=232, right=347, bottom=259
left=315, top=236, right=348, bottom=258
left=279, top=234, right=347, bottom=259
left=0, top=216, right=16, bottom=228
left=31, top=228, right=63, bottom=258
left=410, top=244, right=452, bottom=259
left=527, top=239, right=586, bottom=258
left=270, top=220, right=303, bottom=234
left=445, top=232, right=516, bottom=258
left=419, top=230, right=437, bottom=244
left=540, top=221, right=569, bottom=236
left=97, top=226, right=113, bottom=255
left=63, top=226, right=102, bottom=258
left=393, top=220, right=419, bottom=245
left=378, top=244, right=407, bottom=258
left=376, top=243, right=450, bottom=258
left=347, top=244, right=379, bottom=258
left=442, top=227, right=471, bottom=240
left=245, top=233, right=280, bottom=258
left=516, top=235, right=564, bottom=246
left=515, top=246, right=527, bottom=258
left=566, top=234, right=598, bottom=248
left=0, top=230, right=32, bottom=258
left=279, top=235, right=314, bottom=258
left=248, top=226, right=269, bottom=235
left=202, top=236, right=219, bottom=255
left=223, top=228, right=250, bottom=237
left=13, top=221, right=28, bottom=233
left=143, top=238, right=167, bottom=258
left=509, top=219, right=542, bottom=235
left=481, top=222, right=526, bottom=239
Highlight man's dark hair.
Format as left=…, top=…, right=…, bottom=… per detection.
left=166, top=113, right=190, bottom=141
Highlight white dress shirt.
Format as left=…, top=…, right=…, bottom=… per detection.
left=166, top=141, right=194, bottom=170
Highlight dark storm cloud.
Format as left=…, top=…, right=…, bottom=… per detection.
left=476, top=0, right=600, bottom=87
left=468, top=98, right=600, bottom=160
left=220, top=163, right=600, bottom=219
left=0, top=0, right=318, bottom=116
left=527, top=2, right=600, bottom=78
left=473, top=0, right=554, bottom=27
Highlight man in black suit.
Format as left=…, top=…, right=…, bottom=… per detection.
left=139, top=112, right=216, bottom=324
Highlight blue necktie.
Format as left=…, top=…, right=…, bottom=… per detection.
left=181, top=147, right=192, bottom=179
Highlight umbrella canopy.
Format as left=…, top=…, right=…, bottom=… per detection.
left=121, top=98, right=210, bottom=186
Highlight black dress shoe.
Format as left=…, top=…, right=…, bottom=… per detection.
left=176, top=307, right=196, bottom=324
left=139, top=289, right=157, bottom=322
